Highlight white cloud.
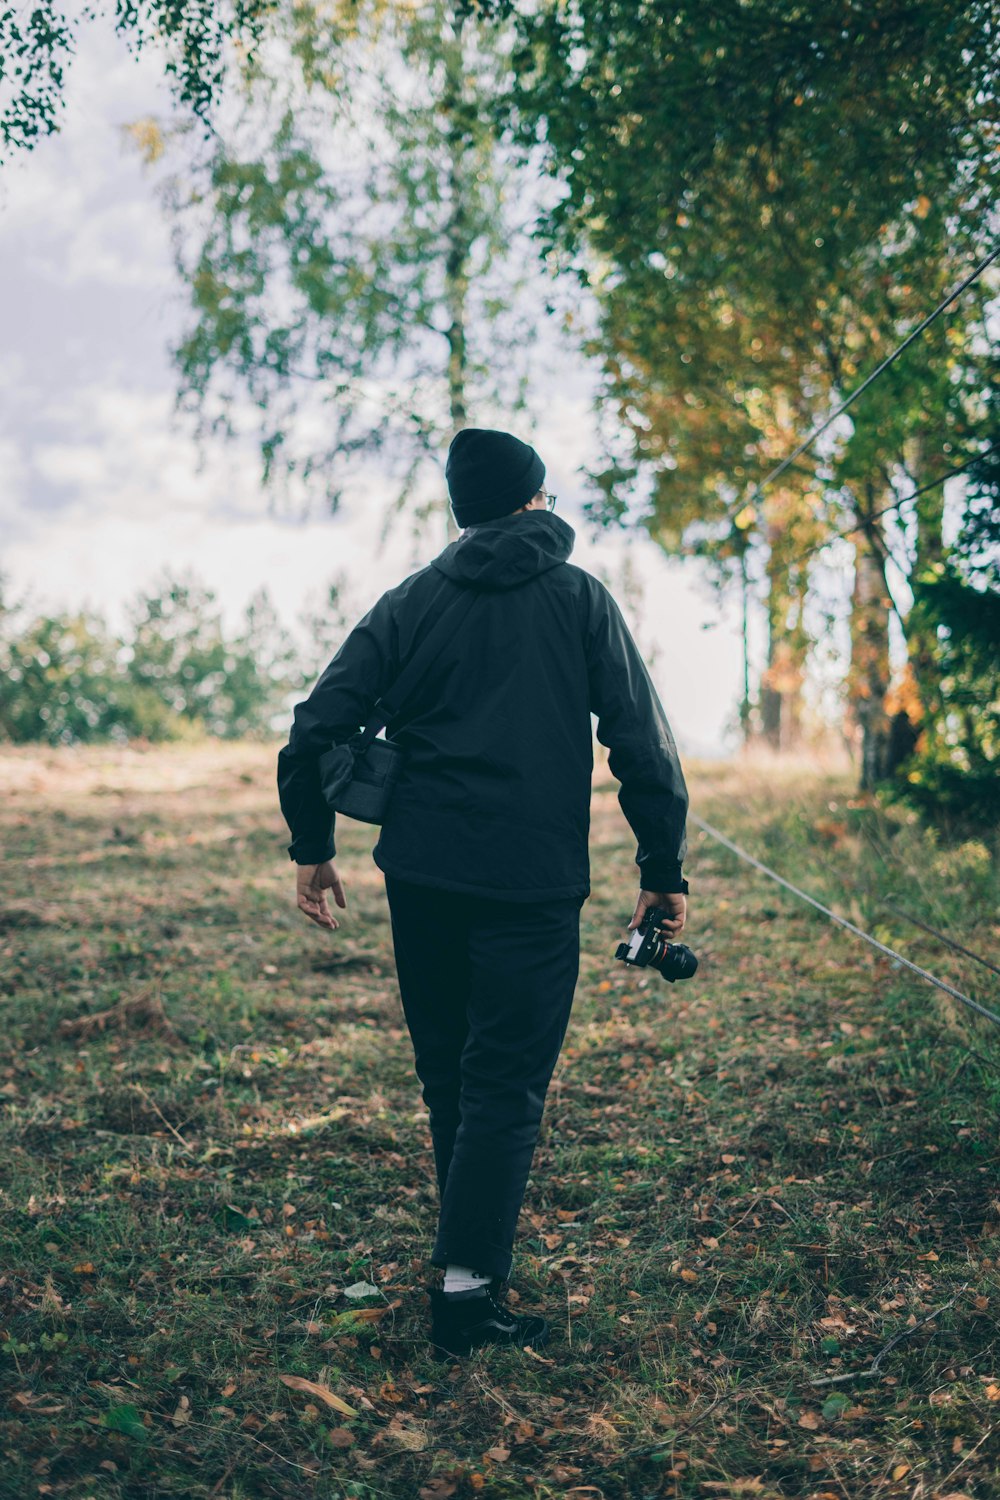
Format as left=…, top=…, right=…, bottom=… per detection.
left=0, top=437, right=29, bottom=533
left=32, top=195, right=175, bottom=290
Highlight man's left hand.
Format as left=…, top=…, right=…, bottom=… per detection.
left=295, top=860, right=347, bottom=930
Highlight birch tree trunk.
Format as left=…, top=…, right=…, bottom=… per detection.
left=848, top=523, right=893, bottom=790
left=441, top=9, right=472, bottom=545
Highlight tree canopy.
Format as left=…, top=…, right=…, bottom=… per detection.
left=500, top=0, right=998, bottom=787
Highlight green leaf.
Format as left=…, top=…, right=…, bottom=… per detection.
left=220, top=1204, right=254, bottom=1231
left=101, top=1403, right=149, bottom=1442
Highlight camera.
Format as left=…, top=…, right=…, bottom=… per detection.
left=614, top=905, right=698, bottom=983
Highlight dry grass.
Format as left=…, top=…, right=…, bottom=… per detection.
left=1, top=738, right=998, bottom=1499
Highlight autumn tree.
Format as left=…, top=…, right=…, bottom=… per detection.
left=502, top=0, right=998, bottom=781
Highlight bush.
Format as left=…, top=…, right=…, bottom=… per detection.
left=0, top=566, right=313, bottom=745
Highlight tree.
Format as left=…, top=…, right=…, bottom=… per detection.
left=0, top=566, right=309, bottom=743
left=126, top=0, right=555, bottom=545
left=123, top=569, right=305, bottom=738
left=502, top=0, right=999, bottom=782
left=0, top=599, right=128, bottom=744
left=0, top=0, right=275, bottom=160
left=890, top=443, right=1000, bottom=822
left=0, top=0, right=505, bottom=160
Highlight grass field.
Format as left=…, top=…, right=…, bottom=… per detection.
left=1, top=739, right=998, bottom=1500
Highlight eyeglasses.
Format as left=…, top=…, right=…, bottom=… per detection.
left=540, top=491, right=557, bottom=511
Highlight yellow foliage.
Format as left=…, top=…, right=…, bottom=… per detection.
left=932, top=840, right=992, bottom=881
left=122, top=117, right=165, bottom=165
left=884, top=662, right=923, bottom=723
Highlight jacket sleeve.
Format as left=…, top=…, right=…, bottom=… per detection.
left=584, top=577, right=689, bottom=892
left=276, top=590, right=398, bottom=864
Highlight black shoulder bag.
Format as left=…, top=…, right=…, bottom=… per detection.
left=316, top=582, right=480, bottom=826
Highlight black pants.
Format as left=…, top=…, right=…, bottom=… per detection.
left=384, top=873, right=585, bottom=1281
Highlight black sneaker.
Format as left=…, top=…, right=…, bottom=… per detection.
left=429, top=1280, right=550, bottom=1359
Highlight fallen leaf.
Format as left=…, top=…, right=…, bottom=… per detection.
left=379, top=1414, right=428, bottom=1451
left=892, top=1464, right=910, bottom=1480
left=328, top=1427, right=354, bottom=1447
left=278, top=1374, right=357, bottom=1417
left=346, top=1303, right=398, bottom=1323
left=485, top=1445, right=510, bottom=1462
left=418, top=1481, right=457, bottom=1500
left=343, top=1281, right=380, bottom=1300
left=521, top=1345, right=556, bottom=1364
left=798, top=1411, right=821, bottom=1430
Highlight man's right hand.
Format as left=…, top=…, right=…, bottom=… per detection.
left=628, top=889, right=687, bottom=937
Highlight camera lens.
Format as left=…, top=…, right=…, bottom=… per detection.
left=651, top=941, right=698, bottom=983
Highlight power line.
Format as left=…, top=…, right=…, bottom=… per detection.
left=778, top=443, right=995, bottom=572
left=848, top=447, right=995, bottom=535
left=690, top=813, right=1000, bottom=1032
left=736, top=242, right=1000, bottom=512
left=875, top=896, right=1000, bottom=980
left=715, top=781, right=1000, bottom=982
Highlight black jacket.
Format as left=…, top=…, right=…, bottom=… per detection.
left=277, top=509, right=688, bottom=902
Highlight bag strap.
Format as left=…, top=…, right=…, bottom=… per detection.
left=356, top=581, right=481, bottom=749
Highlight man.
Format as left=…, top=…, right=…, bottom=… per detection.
left=277, top=427, right=689, bottom=1358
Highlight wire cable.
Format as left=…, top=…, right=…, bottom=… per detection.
left=778, top=443, right=996, bottom=572
left=693, top=780, right=1000, bottom=984
left=737, top=242, right=1000, bottom=510
left=690, top=812, right=1000, bottom=1031
left=875, top=896, right=1000, bottom=980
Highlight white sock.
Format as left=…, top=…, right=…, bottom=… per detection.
left=443, top=1263, right=491, bottom=1293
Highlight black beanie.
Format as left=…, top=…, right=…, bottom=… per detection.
left=445, top=427, right=546, bottom=527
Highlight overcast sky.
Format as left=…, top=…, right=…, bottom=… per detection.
left=0, top=11, right=775, bottom=758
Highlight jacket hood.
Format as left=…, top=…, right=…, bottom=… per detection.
left=431, top=509, right=575, bottom=592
